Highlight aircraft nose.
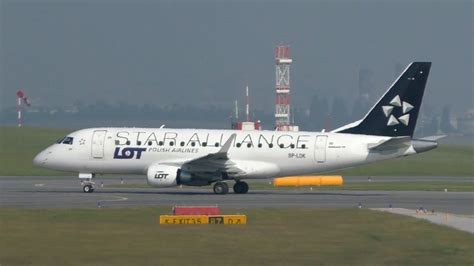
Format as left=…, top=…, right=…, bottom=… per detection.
left=33, top=150, right=48, bottom=167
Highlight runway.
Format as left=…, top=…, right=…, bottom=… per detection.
left=1, top=176, right=473, bottom=214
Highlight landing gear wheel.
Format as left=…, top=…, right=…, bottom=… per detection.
left=233, top=181, right=249, bottom=194
left=83, top=184, right=94, bottom=193
left=213, top=182, right=229, bottom=195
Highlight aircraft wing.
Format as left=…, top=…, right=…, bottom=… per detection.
left=180, top=133, right=245, bottom=176
left=368, top=136, right=411, bottom=151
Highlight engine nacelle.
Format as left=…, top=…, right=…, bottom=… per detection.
left=146, top=164, right=199, bottom=187
left=147, top=164, right=211, bottom=187
left=147, top=164, right=180, bottom=187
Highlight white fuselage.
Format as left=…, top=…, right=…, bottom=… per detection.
left=33, top=127, right=416, bottom=180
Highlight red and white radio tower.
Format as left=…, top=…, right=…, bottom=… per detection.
left=16, top=89, right=31, bottom=127
left=275, top=45, right=297, bottom=131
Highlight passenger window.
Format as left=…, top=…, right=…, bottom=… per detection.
left=126, top=140, right=131, bottom=145
left=202, top=142, right=207, bottom=147
left=191, top=142, right=196, bottom=147
left=115, top=140, right=120, bottom=145
left=279, top=144, right=284, bottom=148
left=148, top=141, right=153, bottom=146
left=137, top=141, right=142, bottom=146
left=62, top=137, right=74, bottom=145
left=158, top=141, right=164, bottom=146
left=236, top=143, right=241, bottom=148
left=269, top=144, right=273, bottom=148
left=214, top=142, right=219, bottom=147
left=258, top=143, right=262, bottom=148
left=301, top=144, right=306, bottom=149
left=180, top=141, right=185, bottom=147
left=247, top=143, right=252, bottom=148
left=290, top=144, right=295, bottom=149
left=169, top=141, right=174, bottom=146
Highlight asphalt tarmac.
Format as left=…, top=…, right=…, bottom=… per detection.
left=1, top=176, right=473, bottom=214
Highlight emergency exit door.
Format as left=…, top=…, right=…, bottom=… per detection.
left=91, top=130, right=107, bottom=158
left=314, top=135, right=328, bottom=163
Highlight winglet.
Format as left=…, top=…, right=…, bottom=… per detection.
left=219, top=133, right=237, bottom=153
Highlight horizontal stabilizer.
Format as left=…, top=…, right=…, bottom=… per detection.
left=410, top=135, right=444, bottom=153
left=368, top=136, right=411, bottom=151
left=417, top=135, right=446, bottom=142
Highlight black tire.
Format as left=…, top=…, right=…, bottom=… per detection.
left=233, top=181, right=249, bottom=194
left=83, top=185, right=92, bottom=193
left=213, top=182, right=229, bottom=195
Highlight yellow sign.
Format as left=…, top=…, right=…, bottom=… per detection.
left=208, top=215, right=247, bottom=225
left=159, top=215, right=246, bottom=225
left=160, top=215, right=208, bottom=224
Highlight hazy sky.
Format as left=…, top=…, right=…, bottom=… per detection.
left=1, top=0, right=473, bottom=114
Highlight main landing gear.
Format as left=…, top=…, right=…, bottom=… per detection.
left=233, top=181, right=249, bottom=194
left=213, top=182, right=229, bottom=195
left=212, top=181, right=249, bottom=195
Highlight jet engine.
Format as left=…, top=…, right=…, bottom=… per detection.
left=146, top=164, right=195, bottom=187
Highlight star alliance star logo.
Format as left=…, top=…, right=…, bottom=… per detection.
left=382, top=95, right=413, bottom=127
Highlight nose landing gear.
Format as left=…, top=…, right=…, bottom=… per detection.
left=83, top=183, right=95, bottom=193
left=79, top=173, right=95, bottom=193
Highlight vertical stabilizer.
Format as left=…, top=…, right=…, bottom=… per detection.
left=333, top=62, right=431, bottom=137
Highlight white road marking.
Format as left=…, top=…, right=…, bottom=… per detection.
left=90, top=195, right=129, bottom=203
left=103, top=195, right=129, bottom=202
left=372, top=208, right=474, bottom=234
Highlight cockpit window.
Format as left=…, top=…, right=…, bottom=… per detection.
left=56, top=137, right=66, bottom=144
left=62, top=136, right=74, bottom=145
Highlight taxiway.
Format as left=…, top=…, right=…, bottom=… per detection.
left=0, top=176, right=472, bottom=214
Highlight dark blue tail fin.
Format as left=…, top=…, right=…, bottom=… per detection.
left=334, top=62, right=431, bottom=137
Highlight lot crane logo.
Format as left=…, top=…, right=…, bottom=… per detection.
left=154, top=171, right=169, bottom=179
left=382, top=95, right=413, bottom=127
left=114, top=147, right=146, bottom=159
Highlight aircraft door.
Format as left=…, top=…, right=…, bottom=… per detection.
left=314, top=135, right=328, bottom=163
left=91, top=130, right=107, bottom=159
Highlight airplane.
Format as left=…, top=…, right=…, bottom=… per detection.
left=33, top=62, right=442, bottom=194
